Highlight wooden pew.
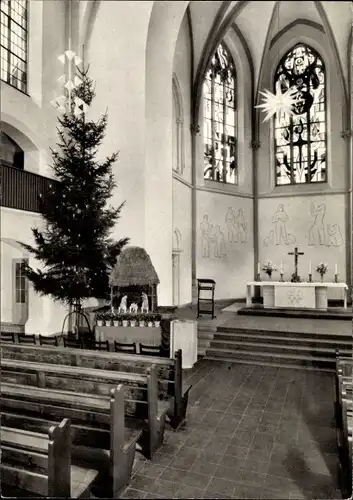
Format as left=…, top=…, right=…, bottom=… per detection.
left=0, top=383, right=139, bottom=497
left=1, top=343, right=192, bottom=430
left=0, top=417, right=98, bottom=498
left=1, top=359, right=168, bottom=459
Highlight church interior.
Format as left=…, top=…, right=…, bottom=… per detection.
left=0, top=0, right=352, bottom=499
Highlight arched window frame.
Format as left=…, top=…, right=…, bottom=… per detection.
left=203, top=42, right=238, bottom=185
left=273, top=42, right=327, bottom=186
left=0, top=0, right=28, bottom=93
left=172, top=74, right=185, bottom=176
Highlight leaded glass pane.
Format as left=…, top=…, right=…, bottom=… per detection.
left=203, top=43, right=237, bottom=184
left=0, top=0, right=28, bottom=93
left=274, top=44, right=326, bottom=185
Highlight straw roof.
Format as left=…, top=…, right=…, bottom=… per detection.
left=109, top=246, right=160, bottom=287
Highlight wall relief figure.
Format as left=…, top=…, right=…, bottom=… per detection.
left=213, top=225, right=227, bottom=258
left=225, top=207, right=247, bottom=243
left=308, top=201, right=327, bottom=246
left=264, top=204, right=295, bottom=246
left=200, top=214, right=213, bottom=258
left=327, top=224, right=343, bottom=247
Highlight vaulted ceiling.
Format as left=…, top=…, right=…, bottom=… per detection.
left=189, top=0, right=352, bottom=87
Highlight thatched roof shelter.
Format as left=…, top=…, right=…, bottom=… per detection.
left=109, top=246, right=160, bottom=287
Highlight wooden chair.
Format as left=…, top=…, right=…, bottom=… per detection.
left=18, top=333, right=36, bottom=345
left=139, top=344, right=162, bottom=356
left=63, top=337, right=83, bottom=349
left=39, top=335, right=59, bottom=346
left=0, top=331, right=15, bottom=343
left=114, top=341, right=137, bottom=354
left=92, top=340, right=110, bottom=351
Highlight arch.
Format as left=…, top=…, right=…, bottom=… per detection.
left=193, top=0, right=250, bottom=125
left=173, top=228, right=182, bottom=251
left=269, top=19, right=325, bottom=49
left=79, top=0, right=101, bottom=55
left=172, top=73, right=185, bottom=175
left=0, top=118, right=41, bottom=173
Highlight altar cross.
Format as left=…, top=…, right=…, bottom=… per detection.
left=288, top=247, right=304, bottom=277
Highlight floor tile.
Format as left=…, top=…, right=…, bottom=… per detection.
left=149, top=479, right=181, bottom=497
left=206, top=477, right=237, bottom=497
left=175, top=484, right=205, bottom=499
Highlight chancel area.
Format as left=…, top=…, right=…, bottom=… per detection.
left=0, top=0, right=352, bottom=499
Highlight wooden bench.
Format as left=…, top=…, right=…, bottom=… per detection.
left=334, top=352, right=352, bottom=498
left=0, top=417, right=98, bottom=498
left=0, top=383, right=139, bottom=497
left=1, top=358, right=168, bottom=459
left=1, top=343, right=192, bottom=430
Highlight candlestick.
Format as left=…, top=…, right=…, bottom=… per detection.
left=280, top=272, right=284, bottom=282
left=334, top=273, right=338, bottom=283
left=308, top=273, right=312, bottom=283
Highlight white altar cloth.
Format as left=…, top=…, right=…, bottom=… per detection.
left=246, top=281, right=348, bottom=310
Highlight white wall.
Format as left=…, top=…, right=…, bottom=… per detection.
left=196, top=191, right=254, bottom=299
left=1, top=208, right=68, bottom=334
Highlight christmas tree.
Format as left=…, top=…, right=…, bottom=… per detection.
left=20, top=66, right=129, bottom=313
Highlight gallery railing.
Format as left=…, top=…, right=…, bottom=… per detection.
left=1, top=162, right=57, bottom=213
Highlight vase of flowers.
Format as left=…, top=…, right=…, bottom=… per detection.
left=122, top=315, right=129, bottom=327
left=96, top=314, right=104, bottom=327
left=316, top=262, right=328, bottom=282
left=262, top=261, right=278, bottom=279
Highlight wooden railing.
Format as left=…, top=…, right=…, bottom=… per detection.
left=1, top=163, right=58, bottom=213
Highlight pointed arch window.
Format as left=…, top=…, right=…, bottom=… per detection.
left=0, top=0, right=28, bottom=93
left=203, top=43, right=237, bottom=184
left=274, top=43, right=326, bottom=185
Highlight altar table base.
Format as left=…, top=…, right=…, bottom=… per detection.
left=246, top=282, right=348, bottom=311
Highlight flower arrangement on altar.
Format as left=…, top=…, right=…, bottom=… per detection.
left=262, top=261, right=278, bottom=277
left=316, top=262, right=328, bottom=277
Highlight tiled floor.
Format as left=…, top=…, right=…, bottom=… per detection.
left=119, top=359, right=342, bottom=499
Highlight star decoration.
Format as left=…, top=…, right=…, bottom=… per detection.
left=256, top=81, right=303, bottom=123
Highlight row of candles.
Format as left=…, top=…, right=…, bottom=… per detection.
left=256, top=262, right=339, bottom=275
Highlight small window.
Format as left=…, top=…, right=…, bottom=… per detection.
left=15, top=260, right=27, bottom=304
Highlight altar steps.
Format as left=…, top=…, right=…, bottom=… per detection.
left=203, top=317, right=352, bottom=372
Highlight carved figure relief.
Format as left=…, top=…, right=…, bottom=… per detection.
left=225, top=207, right=247, bottom=243
left=200, top=215, right=227, bottom=259
left=213, top=225, right=227, bottom=258
left=308, top=201, right=343, bottom=247
left=141, top=292, right=149, bottom=313
left=118, top=295, right=128, bottom=313
left=264, top=204, right=296, bottom=246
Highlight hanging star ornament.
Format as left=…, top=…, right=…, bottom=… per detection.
left=51, top=47, right=88, bottom=116
left=256, top=81, right=303, bottom=123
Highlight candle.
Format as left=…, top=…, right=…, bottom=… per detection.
left=280, top=260, right=283, bottom=273
left=335, top=264, right=338, bottom=275
left=257, top=262, right=260, bottom=274
left=309, top=260, right=312, bottom=273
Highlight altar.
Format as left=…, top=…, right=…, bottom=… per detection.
left=246, top=281, right=348, bottom=311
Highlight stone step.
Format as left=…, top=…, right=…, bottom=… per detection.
left=206, top=347, right=336, bottom=364
left=203, top=355, right=335, bottom=373
left=216, top=326, right=351, bottom=341
left=209, top=339, right=352, bottom=356
left=212, top=333, right=352, bottom=349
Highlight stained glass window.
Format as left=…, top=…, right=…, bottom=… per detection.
left=274, top=43, right=326, bottom=185
left=1, top=0, right=28, bottom=93
left=203, top=44, right=237, bottom=184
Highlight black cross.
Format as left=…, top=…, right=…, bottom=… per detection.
left=288, top=247, right=304, bottom=278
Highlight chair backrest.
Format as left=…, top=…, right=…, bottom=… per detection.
left=139, top=344, right=161, bottom=356
left=0, top=332, right=15, bottom=343
left=63, top=337, right=83, bottom=349
left=92, top=340, right=110, bottom=352
left=18, top=334, right=36, bottom=345
left=114, top=341, right=137, bottom=354
left=39, top=335, right=59, bottom=347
